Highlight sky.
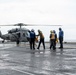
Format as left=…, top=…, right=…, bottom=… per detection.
left=0, top=0, right=76, bottom=42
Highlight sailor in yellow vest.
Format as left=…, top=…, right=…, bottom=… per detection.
left=37, top=30, right=45, bottom=50
left=53, top=30, right=57, bottom=49
left=49, top=30, right=55, bottom=50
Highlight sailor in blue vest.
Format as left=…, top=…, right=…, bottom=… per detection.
left=59, top=28, right=64, bottom=49
left=30, top=29, right=36, bottom=50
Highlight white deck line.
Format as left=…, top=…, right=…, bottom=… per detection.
left=12, top=68, right=35, bottom=75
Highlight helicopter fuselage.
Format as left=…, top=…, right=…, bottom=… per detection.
left=0, top=28, right=30, bottom=42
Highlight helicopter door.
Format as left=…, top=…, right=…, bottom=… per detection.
left=16, top=32, right=20, bottom=41
left=17, top=33, right=20, bottom=38
left=20, top=32, right=28, bottom=42
left=23, top=33, right=25, bottom=37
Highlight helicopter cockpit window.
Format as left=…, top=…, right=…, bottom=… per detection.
left=8, top=30, right=12, bottom=33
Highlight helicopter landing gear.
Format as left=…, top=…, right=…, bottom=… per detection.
left=2, top=40, right=4, bottom=43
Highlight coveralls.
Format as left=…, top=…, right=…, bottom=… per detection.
left=59, top=28, right=64, bottom=49
left=37, top=30, right=45, bottom=49
left=30, top=30, right=36, bottom=50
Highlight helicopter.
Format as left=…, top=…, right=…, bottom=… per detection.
left=0, top=23, right=31, bottom=43
left=0, top=23, right=62, bottom=43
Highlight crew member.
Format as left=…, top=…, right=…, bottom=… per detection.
left=37, top=30, right=45, bottom=50
left=16, top=33, right=20, bottom=46
left=59, top=28, right=64, bottom=49
left=53, top=30, right=57, bottom=49
left=50, top=30, right=55, bottom=50
left=30, top=29, right=36, bottom=50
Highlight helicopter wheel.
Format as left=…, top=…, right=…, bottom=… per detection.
left=2, top=40, right=4, bottom=43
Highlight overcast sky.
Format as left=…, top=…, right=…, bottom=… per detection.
left=0, top=0, right=76, bottom=41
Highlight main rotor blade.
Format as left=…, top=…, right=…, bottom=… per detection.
left=0, top=23, right=25, bottom=26
left=23, top=24, right=62, bottom=26
left=0, top=25, right=14, bottom=26
left=0, top=23, right=62, bottom=26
